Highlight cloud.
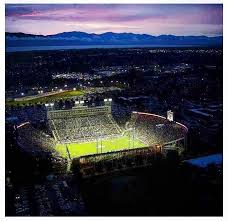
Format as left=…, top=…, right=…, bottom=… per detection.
left=5, top=4, right=223, bottom=36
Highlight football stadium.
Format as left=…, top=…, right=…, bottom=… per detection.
left=16, top=99, right=188, bottom=175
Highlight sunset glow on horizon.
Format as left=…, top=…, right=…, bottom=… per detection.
left=5, top=4, right=223, bottom=36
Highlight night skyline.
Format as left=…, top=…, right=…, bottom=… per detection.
left=6, top=4, right=223, bottom=37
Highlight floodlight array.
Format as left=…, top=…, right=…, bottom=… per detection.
left=45, top=103, right=54, bottom=107
left=104, top=98, right=112, bottom=102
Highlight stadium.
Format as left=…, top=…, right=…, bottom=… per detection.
left=16, top=99, right=188, bottom=175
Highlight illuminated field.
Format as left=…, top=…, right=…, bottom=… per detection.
left=6, top=89, right=84, bottom=106
left=55, top=135, right=146, bottom=158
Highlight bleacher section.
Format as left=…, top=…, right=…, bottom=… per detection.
left=131, top=112, right=187, bottom=146
left=47, top=106, right=122, bottom=143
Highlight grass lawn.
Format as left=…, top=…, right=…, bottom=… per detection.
left=6, top=90, right=85, bottom=106
left=55, top=135, right=146, bottom=158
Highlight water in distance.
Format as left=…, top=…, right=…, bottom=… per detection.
left=6, top=44, right=201, bottom=52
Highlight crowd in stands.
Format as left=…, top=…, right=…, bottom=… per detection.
left=12, top=104, right=187, bottom=159
left=132, top=113, right=187, bottom=146
left=49, top=114, right=122, bottom=143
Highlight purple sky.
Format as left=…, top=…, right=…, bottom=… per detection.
left=5, top=4, right=223, bottom=36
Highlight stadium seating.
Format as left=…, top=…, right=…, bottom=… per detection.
left=131, top=113, right=187, bottom=146
left=17, top=123, right=56, bottom=153
left=49, top=113, right=122, bottom=143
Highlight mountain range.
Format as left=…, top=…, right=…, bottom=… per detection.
left=6, top=31, right=223, bottom=47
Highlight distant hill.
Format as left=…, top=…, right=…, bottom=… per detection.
left=5, top=31, right=223, bottom=47
left=6, top=32, right=45, bottom=38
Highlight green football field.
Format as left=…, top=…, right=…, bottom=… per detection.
left=6, top=89, right=85, bottom=106
left=55, top=135, right=146, bottom=158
